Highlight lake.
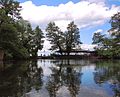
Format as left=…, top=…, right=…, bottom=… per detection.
left=0, top=59, right=120, bottom=97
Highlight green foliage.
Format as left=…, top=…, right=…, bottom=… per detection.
left=0, top=0, right=27, bottom=59
left=92, top=12, right=120, bottom=58
left=109, top=12, right=120, bottom=37
left=0, top=0, right=21, bottom=19
left=15, top=20, right=44, bottom=58
left=65, top=21, right=81, bottom=55
left=46, top=21, right=81, bottom=55
left=92, top=32, right=105, bottom=45
left=30, top=26, right=44, bottom=57
left=0, top=0, right=44, bottom=59
left=46, top=22, right=65, bottom=54
left=109, top=12, right=120, bottom=57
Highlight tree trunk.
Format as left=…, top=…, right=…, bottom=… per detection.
left=66, top=46, right=71, bottom=56
left=32, top=48, right=38, bottom=58
left=67, top=52, right=70, bottom=56
left=57, top=42, right=63, bottom=55
left=0, top=50, right=4, bottom=60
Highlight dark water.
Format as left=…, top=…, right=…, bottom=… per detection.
left=0, top=59, right=120, bottom=97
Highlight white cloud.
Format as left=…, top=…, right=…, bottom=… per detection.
left=20, top=1, right=120, bottom=52
left=94, top=29, right=103, bottom=33
left=92, top=29, right=103, bottom=40
left=20, top=1, right=120, bottom=31
left=38, top=38, right=51, bottom=56
left=93, top=29, right=103, bottom=35
left=93, top=29, right=110, bottom=35
left=42, top=38, right=51, bottom=51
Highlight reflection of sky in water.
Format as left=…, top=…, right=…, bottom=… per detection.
left=37, top=59, right=53, bottom=76
left=0, top=59, right=119, bottom=97
left=81, top=65, right=113, bottom=97
left=102, top=82, right=114, bottom=96
left=81, top=65, right=97, bottom=87
left=29, top=59, right=119, bottom=97
left=37, top=59, right=54, bottom=83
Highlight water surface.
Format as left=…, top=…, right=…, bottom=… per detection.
left=0, top=59, right=120, bottom=97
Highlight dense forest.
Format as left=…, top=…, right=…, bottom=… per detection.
left=0, top=0, right=120, bottom=60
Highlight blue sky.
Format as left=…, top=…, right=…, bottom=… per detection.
left=17, top=0, right=120, bottom=6
left=17, top=0, right=120, bottom=50
left=18, top=0, right=81, bottom=6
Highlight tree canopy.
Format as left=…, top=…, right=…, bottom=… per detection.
left=46, top=21, right=81, bottom=55
left=92, top=12, right=120, bottom=58
left=0, top=0, right=44, bottom=59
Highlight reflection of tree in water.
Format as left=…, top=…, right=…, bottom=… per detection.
left=46, top=60, right=82, bottom=97
left=46, top=60, right=64, bottom=97
left=94, top=60, right=120, bottom=97
left=26, top=60, right=43, bottom=91
left=0, top=60, right=43, bottom=97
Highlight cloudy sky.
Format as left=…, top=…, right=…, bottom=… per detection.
left=17, top=0, right=120, bottom=51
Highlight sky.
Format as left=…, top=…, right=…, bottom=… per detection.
left=16, top=0, right=120, bottom=52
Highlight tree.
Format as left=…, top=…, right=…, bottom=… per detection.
left=109, top=12, right=120, bottom=37
left=92, top=32, right=115, bottom=58
left=65, top=21, right=81, bottom=55
left=0, top=0, right=44, bottom=59
left=16, top=20, right=44, bottom=58
left=0, top=0, right=21, bottom=20
left=30, top=26, right=44, bottom=57
left=15, top=20, right=34, bottom=58
left=46, top=21, right=81, bottom=55
left=0, top=0, right=29, bottom=59
left=0, top=10, right=27, bottom=59
left=109, top=12, right=120, bottom=57
left=18, top=21, right=33, bottom=52
left=0, top=21, right=29, bottom=59
left=92, top=12, right=120, bottom=58
left=92, top=32, right=104, bottom=45
left=0, top=2, right=19, bottom=49
left=46, top=22, right=65, bottom=55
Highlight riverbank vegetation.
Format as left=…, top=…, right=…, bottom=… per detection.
left=0, top=0, right=120, bottom=60
left=92, top=12, right=120, bottom=59
left=0, top=0, right=44, bottom=60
